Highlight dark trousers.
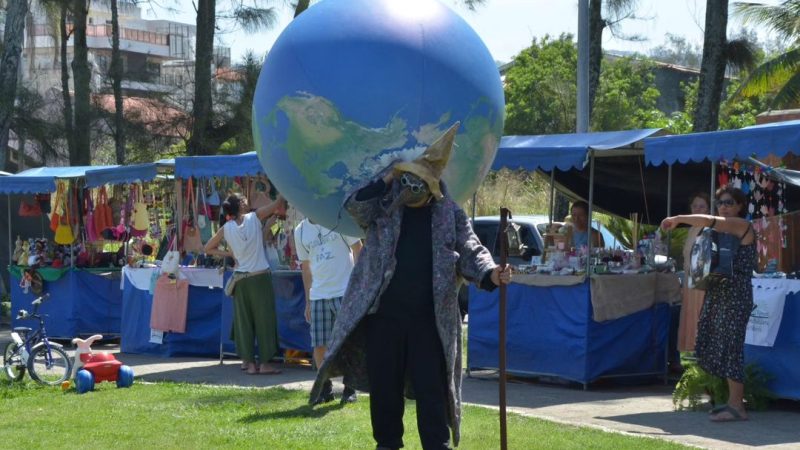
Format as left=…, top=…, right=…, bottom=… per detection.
left=366, top=314, right=451, bottom=450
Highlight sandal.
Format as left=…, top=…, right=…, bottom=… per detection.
left=258, top=365, right=282, bottom=375
left=710, top=405, right=748, bottom=422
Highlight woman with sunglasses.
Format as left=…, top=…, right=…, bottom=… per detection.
left=661, top=186, right=756, bottom=422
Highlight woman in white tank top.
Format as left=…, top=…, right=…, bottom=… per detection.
left=205, top=192, right=286, bottom=375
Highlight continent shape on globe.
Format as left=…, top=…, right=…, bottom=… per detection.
left=253, top=0, right=505, bottom=236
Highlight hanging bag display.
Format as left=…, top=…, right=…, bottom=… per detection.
left=197, top=181, right=213, bottom=243
left=54, top=183, right=76, bottom=245
left=181, top=178, right=205, bottom=254
left=132, top=184, right=150, bottom=235
left=206, top=179, right=221, bottom=206
left=94, top=186, right=114, bottom=233
left=130, top=185, right=148, bottom=237
left=248, top=176, right=271, bottom=211
left=19, top=198, right=43, bottom=217
left=84, top=189, right=98, bottom=243
left=49, top=184, right=63, bottom=232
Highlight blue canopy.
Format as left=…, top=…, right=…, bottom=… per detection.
left=645, top=120, right=800, bottom=166
left=84, top=160, right=174, bottom=188
left=174, top=152, right=264, bottom=178
left=0, top=165, right=116, bottom=194
left=492, top=129, right=662, bottom=172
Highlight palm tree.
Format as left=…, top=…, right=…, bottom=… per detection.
left=693, top=0, right=757, bottom=132
left=0, top=0, right=30, bottom=171
left=734, top=0, right=800, bottom=107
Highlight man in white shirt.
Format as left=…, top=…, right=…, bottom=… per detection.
left=295, top=218, right=362, bottom=404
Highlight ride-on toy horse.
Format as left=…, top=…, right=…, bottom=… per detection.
left=66, top=334, right=134, bottom=394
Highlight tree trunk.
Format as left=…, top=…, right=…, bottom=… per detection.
left=588, top=0, right=603, bottom=119
left=0, top=0, right=29, bottom=171
left=693, top=0, right=728, bottom=132
left=71, top=0, right=92, bottom=166
left=60, top=3, right=76, bottom=161
left=294, top=0, right=310, bottom=17
left=110, top=0, right=125, bottom=164
left=188, top=0, right=216, bottom=156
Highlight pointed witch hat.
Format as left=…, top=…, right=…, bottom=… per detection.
left=393, top=121, right=460, bottom=200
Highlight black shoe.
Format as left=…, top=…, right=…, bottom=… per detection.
left=340, top=386, right=357, bottom=404
left=312, top=380, right=335, bottom=406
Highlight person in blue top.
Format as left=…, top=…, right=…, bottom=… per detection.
left=569, top=201, right=604, bottom=249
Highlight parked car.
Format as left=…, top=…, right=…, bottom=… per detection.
left=471, top=214, right=627, bottom=266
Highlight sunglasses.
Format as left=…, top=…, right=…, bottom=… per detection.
left=400, top=173, right=426, bottom=194
left=717, top=199, right=736, bottom=207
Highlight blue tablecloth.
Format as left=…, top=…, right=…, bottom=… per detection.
left=10, top=269, right=122, bottom=338
left=121, top=270, right=310, bottom=357
left=745, top=290, right=800, bottom=400
left=468, top=281, right=670, bottom=385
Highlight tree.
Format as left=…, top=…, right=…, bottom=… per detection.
left=0, top=0, right=29, bottom=171
left=693, top=0, right=729, bottom=132
left=588, top=0, right=641, bottom=115
left=110, top=0, right=125, bottom=164
left=649, top=34, right=703, bottom=68
left=70, top=0, right=92, bottom=166
left=187, top=0, right=279, bottom=155
left=58, top=0, right=76, bottom=161
left=504, top=35, right=579, bottom=136
left=734, top=0, right=800, bottom=107
left=693, top=0, right=757, bottom=131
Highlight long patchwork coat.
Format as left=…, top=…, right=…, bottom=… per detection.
left=309, top=173, right=497, bottom=446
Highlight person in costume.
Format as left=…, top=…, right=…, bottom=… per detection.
left=309, top=122, right=512, bottom=449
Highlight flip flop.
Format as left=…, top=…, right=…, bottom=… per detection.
left=710, top=405, right=748, bottom=422
left=709, top=404, right=728, bottom=414
left=258, top=366, right=282, bottom=375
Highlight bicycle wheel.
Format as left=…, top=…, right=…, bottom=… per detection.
left=26, top=344, right=71, bottom=386
left=2, top=341, right=26, bottom=381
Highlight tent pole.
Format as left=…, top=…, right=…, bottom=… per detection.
left=710, top=161, right=717, bottom=212
left=666, top=164, right=672, bottom=250
left=586, top=151, right=595, bottom=275
left=549, top=169, right=555, bottom=223
left=5, top=194, right=10, bottom=295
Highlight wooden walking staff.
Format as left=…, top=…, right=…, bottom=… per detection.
left=498, top=207, right=511, bottom=450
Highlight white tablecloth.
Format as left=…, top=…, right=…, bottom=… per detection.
left=121, top=266, right=224, bottom=291
left=746, top=278, right=800, bottom=347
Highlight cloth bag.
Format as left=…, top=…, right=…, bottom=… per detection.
left=182, top=178, right=205, bottom=254
left=54, top=184, right=76, bottom=245
left=150, top=274, right=189, bottom=333
left=18, top=198, right=43, bottom=217
left=132, top=184, right=150, bottom=236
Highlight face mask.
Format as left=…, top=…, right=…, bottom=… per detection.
left=387, top=172, right=432, bottom=212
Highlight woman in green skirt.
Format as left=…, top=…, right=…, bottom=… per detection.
left=206, top=193, right=285, bottom=375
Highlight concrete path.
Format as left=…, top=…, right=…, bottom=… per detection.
left=2, top=330, right=798, bottom=449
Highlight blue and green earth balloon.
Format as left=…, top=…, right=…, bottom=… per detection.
left=253, top=0, right=504, bottom=236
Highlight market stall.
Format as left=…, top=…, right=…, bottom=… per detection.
left=1, top=165, right=132, bottom=338
left=470, top=129, right=677, bottom=385
left=645, top=120, right=800, bottom=399
left=116, top=153, right=310, bottom=359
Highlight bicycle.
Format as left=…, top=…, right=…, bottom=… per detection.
left=2, top=293, right=72, bottom=385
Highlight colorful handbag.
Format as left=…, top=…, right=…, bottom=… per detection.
left=181, top=178, right=204, bottom=254
left=54, top=185, right=76, bottom=245
left=132, top=184, right=150, bottom=235
left=84, top=189, right=99, bottom=242
left=94, top=186, right=114, bottom=233
left=49, top=183, right=64, bottom=232
left=19, top=198, right=43, bottom=217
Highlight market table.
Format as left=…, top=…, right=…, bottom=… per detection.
left=120, top=267, right=310, bottom=357
left=744, top=278, right=800, bottom=400
left=10, top=266, right=122, bottom=338
left=467, top=273, right=679, bottom=387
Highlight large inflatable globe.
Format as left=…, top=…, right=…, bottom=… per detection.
left=253, top=0, right=504, bottom=236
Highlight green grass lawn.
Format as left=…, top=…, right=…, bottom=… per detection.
left=0, top=380, right=687, bottom=449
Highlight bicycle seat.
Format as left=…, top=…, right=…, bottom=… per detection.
left=13, top=327, right=32, bottom=333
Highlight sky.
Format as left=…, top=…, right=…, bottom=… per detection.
left=144, top=0, right=783, bottom=64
